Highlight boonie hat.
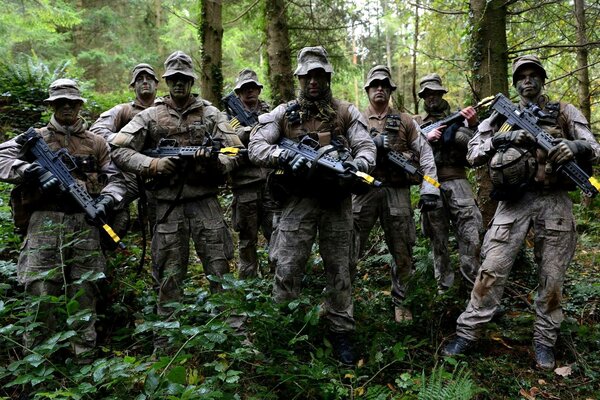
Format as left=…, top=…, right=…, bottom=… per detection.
left=162, top=51, right=198, bottom=80
left=44, top=79, right=86, bottom=103
left=294, top=46, right=334, bottom=76
left=129, top=63, right=159, bottom=87
left=234, top=68, right=263, bottom=92
left=364, top=65, right=397, bottom=91
left=512, top=54, right=547, bottom=86
left=417, top=73, right=448, bottom=98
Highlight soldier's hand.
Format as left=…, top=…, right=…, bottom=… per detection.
left=418, top=194, right=439, bottom=212
left=372, top=134, right=389, bottom=151
left=93, top=195, right=116, bottom=222
left=24, top=161, right=60, bottom=192
left=150, top=157, right=178, bottom=176
left=548, top=139, right=592, bottom=165
left=427, top=126, right=445, bottom=142
left=460, top=106, right=478, bottom=127
left=492, top=129, right=535, bottom=149
left=194, top=147, right=212, bottom=160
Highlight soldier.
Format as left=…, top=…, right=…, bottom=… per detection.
left=442, top=55, right=600, bottom=370
left=353, top=65, right=440, bottom=322
left=415, top=73, right=483, bottom=293
left=248, top=46, right=376, bottom=364
left=109, top=51, right=243, bottom=350
left=0, top=79, right=126, bottom=359
left=227, top=69, right=279, bottom=278
left=90, top=63, right=160, bottom=239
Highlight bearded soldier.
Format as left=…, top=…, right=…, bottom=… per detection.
left=353, top=65, right=440, bottom=322
left=248, top=46, right=376, bottom=364
left=109, top=51, right=243, bottom=350
left=442, top=55, right=600, bottom=370
left=414, top=73, right=483, bottom=293
left=91, top=63, right=160, bottom=239
left=0, top=79, right=126, bottom=360
left=227, top=69, right=279, bottom=278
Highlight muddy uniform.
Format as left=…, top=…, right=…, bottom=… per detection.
left=458, top=97, right=599, bottom=347
left=230, top=99, right=279, bottom=278
left=0, top=114, right=126, bottom=354
left=416, top=101, right=482, bottom=290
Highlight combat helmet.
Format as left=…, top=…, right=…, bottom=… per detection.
left=489, top=145, right=537, bottom=191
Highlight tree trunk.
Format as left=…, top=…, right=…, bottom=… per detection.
left=265, top=0, right=295, bottom=106
left=411, top=0, right=420, bottom=115
left=199, top=0, right=223, bottom=106
left=574, top=0, right=591, bottom=121
left=469, top=0, right=508, bottom=226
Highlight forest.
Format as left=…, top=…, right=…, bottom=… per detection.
left=0, top=0, right=599, bottom=399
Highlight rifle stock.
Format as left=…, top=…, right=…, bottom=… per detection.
left=490, top=93, right=599, bottom=197
left=18, top=127, right=125, bottom=249
left=222, top=92, right=258, bottom=128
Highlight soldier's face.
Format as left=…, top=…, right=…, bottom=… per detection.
left=515, top=67, right=543, bottom=99
left=423, top=91, right=445, bottom=110
left=298, top=69, right=330, bottom=100
left=166, top=74, right=193, bottom=101
left=134, top=73, right=157, bottom=99
left=52, top=99, right=82, bottom=125
left=238, top=83, right=261, bottom=106
left=367, top=80, right=391, bottom=107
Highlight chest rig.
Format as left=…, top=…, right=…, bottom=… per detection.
left=148, top=103, right=208, bottom=148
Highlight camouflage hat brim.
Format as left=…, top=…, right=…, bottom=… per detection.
left=162, top=70, right=198, bottom=80
left=294, top=62, right=334, bottom=76
left=44, top=92, right=86, bottom=103
left=364, top=72, right=397, bottom=90
left=234, top=78, right=263, bottom=92
left=130, top=66, right=159, bottom=86
left=418, top=81, right=448, bottom=97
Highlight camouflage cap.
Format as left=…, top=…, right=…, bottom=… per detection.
left=512, top=54, right=547, bottom=86
left=293, top=46, right=334, bottom=76
left=234, top=68, right=263, bottom=92
left=363, top=65, right=397, bottom=91
left=129, top=63, right=159, bottom=87
left=417, top=73, right=448, bottom=98
left=162, top=51, right=198, bottom=80
left=44, top=78, right=86, bottom=103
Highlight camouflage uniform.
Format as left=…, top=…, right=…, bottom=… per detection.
left=90, top=63, right=160, bottom=238
left=228, top=69, right=279, bottom=278
left=0, top=79, right=126, bottom=354
left=453, top=56, right=600, bottom=354
left=248, top=47, right=376, bottom=334
left=415, top=74, right=482, bottom=290
left=354, top=66, right=439, bottom=321
left=110, top=52, right=243, bottom=318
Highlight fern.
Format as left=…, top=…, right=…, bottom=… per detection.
left=418, top=364, right=482, bottom=400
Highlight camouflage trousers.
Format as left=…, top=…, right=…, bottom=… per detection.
left=152, top=197, right=234, bottom=317
left=232, top=183, right=279, bottom=278
left=352, top=186, right=415, bottom=304
left=17, top=211, right=106, bottom=354
left=456, top=191, right=577, bottom=347
left=421, top=178, right=482, bottom=289
left=273, top=195, right=355, bottom=333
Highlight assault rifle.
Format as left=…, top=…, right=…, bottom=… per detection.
left=222, top=92, right=258, bottom=128
left=142, top=138, right=246, bottom=158
left=420, top=96, right=495, bottom=136
left=385, top=149, right=441, bottom=189
left=16, top=127, right=125, bottom=249
left=277, top=136, right=382, bottom=188
left=490, top=93, right=599, bottom=197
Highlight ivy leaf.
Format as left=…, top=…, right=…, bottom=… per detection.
left=166, top=366, right=187, bottom=385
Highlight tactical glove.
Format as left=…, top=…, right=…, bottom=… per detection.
left=418, top=194, right=439, bottom=212
left=547, top=139, right=593, bottom=165
left=93, top=195, right=116, bottom=222
left=372, top=134, right=389, bottom=151
left=491, top=129, right=536, bottom=148
left=149, top=157, right=178, bottom=176
left=279, top=150, right=310, bottom=175
left=24, top=161, right=61, bottom=192
left=194, top=147, right=212, bottom=160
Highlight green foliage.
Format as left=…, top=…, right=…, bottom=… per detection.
left=417, top=363, right=482, bottom=400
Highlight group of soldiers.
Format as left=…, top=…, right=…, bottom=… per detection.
left=0, top=46, right=598, bottom=370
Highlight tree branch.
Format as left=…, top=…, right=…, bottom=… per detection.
left=508, top=0, right=564, bottom=15
left=224, top=0, right=260, bottom=26
left=405, top=0, right=466, bottom=15
left=162, top=5, right=198, bottom=28
left=509, top=41, right=600, bottom=53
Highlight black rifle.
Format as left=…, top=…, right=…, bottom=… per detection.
left=142, top=138, right=246, bottom=158
left=277, top=136, right=382, bottom=187
left=222, top=92, right=258, bottom=128
left=420, top=96, right=495, bottom=136
left=490, top=93, right=599, bottom=197
left=385, top=150, right=441, bottom=189
left=16, top=127, right=125, bottom=249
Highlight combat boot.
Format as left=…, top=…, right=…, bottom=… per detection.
left=329, top=332, right=355, bottom=366
left=441, top=336, right=474, bottom=356
left=533, top=342, right=555, bottom=370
